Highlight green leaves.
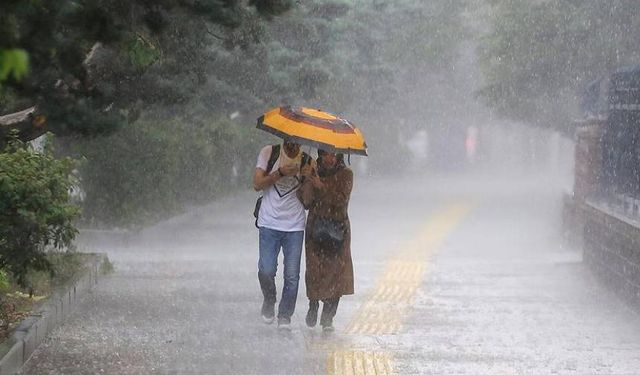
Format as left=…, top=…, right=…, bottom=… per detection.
left=0, top=0, right=290, bottom=139
left=75, top=116, right=259, bottom=228
left=0, top=137, right=79, bottom=286
left=0, top=49, right=29, bottom=82
left=127, top=35, right=162, bottom=70
left=478, top=0, right=640, bottom=130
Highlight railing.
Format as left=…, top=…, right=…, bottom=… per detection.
left=588, top=191, right=640, bottom=224
left=608, top=192, right=640, bottom=219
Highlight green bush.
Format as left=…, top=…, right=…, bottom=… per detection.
left=100, top=256, right=115, bottom=275
left=0, top=138, right=80, bottom=287
left=74, top=116, right=262, bottom=228
left=0, top=270, right=10, bottom=293
left=3, top=252, right=91, bottom=305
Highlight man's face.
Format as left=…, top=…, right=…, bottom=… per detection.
left=283, top=141, right=300, bottom=157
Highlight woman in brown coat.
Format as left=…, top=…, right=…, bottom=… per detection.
left=299, top=150, right=354, bottom=331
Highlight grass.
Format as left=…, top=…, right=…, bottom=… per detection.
left=0, top=252, right=94, bottom=342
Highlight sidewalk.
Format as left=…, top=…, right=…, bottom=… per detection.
left=22, top=174, right=640, bottom=374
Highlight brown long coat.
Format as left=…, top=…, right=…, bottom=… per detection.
left=299, top=167, right=354, bottom=301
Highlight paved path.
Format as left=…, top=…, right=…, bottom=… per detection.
left=23, top=174, right=640, bottom=374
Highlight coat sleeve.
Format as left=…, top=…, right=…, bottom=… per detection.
left=297, top=179, right=315, bottom=209
left=333, top=168, right=353, bottom=206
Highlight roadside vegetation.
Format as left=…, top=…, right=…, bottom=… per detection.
left=0, top=137, right=79, bottom=285
left=0, top=252, right=90, bottom=342
left=0, top=136, right=86, bottom=340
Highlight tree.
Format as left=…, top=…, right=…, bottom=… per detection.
left=0, top=137, right=80, bottom=286
left=478, top=0, right=640, bottom=131
left=76, top=0, right=471, bottom=226
left=2, top=0, right=470, bottom=227
left=329, top=0, right=468, bottom=171
left=0, top=0, right=294, bottom=141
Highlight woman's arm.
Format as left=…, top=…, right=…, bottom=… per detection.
left=332, top=168, right=353, bottom=206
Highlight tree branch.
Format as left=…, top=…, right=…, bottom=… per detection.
left=206, top=28, right=226, bottom=41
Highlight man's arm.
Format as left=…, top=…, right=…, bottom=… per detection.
left=253, top=167, right=282, bottom=191
left=253, top=163, right=298, bottom=191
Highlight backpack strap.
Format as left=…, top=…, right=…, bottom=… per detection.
left=256, top=144, right=280, bottom=229
left=299, top=152, right=312, bottom=184
left=266, top=144, right=280, bottom=174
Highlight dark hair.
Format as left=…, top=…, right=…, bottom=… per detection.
left=317, top=149, right=345, bottom=176
left=317, top=149, right=340, bottom=157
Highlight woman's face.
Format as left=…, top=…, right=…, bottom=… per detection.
left=321, top=152, right=337, bottom=168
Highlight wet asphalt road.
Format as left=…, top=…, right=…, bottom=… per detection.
left=22, top=173, right=640, bottom=374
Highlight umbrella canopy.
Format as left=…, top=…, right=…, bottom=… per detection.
left=257, top=106, right=368, bottom=156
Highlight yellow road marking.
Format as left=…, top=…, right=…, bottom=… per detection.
left=345, top=202, right=474, bottom=335
left=324, top=202, right=475, bottom=374
left=327, top=351, right=395, bottom=375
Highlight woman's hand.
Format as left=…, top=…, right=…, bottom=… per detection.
left=308, top=175, right=324, bottom=189
left=301, top=164, right=314, bottom=178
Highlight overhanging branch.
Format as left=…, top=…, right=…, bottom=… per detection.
left=0, top=106, right=48, bottom=142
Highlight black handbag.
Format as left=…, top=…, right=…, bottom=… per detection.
left=312, top=217, right=345, bottom=254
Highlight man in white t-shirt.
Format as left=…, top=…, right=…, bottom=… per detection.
left=253, top=139, right=313, bottom=330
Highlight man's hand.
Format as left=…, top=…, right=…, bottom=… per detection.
left=279, top=164, right=298, bottom=177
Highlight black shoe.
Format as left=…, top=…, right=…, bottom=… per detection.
left=320, top=298, right=339, bottom=330
left=306, top=300, right=319, bottom=328
left=261, top=301, right=275, bottom=324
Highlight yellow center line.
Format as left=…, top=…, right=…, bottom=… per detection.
left=327, top=350, right=394, bottom=375
left=326, top=201, right=475, bottom=374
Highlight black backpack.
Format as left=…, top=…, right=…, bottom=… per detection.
left=253, top=145, right=310, bottom=228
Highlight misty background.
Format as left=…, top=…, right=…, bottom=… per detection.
left=3, top=0, right=639, bottom=229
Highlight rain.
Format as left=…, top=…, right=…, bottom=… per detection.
left=1, top=1, right=640, bottom=374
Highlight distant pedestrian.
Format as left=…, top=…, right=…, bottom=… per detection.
left=253, top=139, right=312, bottom=330
left=299, top=149, right=354, bottom=332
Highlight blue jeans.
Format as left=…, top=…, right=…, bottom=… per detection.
left=258, top=227, right=304, bottom=320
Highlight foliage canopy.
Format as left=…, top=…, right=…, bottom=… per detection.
left=478, top=0, right=640, bottom=131
left=0, top=0, right=293, bottom=138
left=2, top=0, right=469, bottom=227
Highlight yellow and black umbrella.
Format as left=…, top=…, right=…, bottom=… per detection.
left=257, top=106, right=368, bottom=156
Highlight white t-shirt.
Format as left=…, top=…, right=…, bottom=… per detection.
left=255, top=145, right=306, bottom=232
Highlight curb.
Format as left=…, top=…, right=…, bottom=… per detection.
left=0, top=254, right=107, bottom=375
